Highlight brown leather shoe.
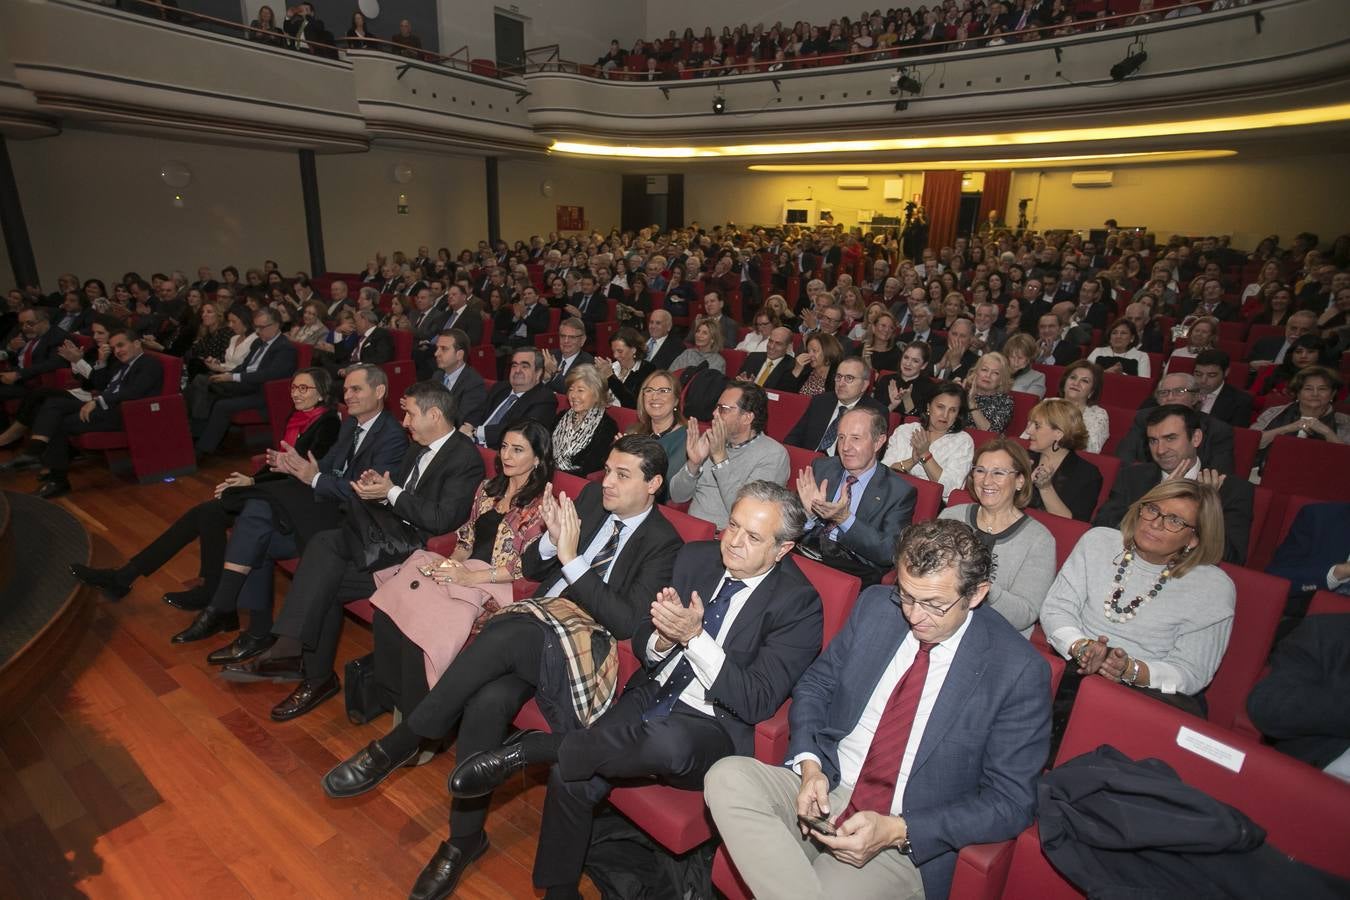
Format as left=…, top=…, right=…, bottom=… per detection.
left=270, top=673, right=340, bottom=722
left=218, top=652, right=302, bottom=683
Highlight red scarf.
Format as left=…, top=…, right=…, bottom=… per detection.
left=283, top=406, right=327, bottom=448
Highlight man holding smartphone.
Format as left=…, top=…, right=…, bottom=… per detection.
left=705, top=519, right=1051, bottom=900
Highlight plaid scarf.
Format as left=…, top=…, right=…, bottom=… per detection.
left=496, top=596, right=619, bottom=727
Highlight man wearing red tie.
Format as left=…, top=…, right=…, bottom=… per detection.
left=705, top=519, right=1051, bottom=900
left=0, top=308, right=70, bottom=417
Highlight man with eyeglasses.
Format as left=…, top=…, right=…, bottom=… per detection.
left=542, top=317, right=594, bottom=393
left=669, top=382, right=790, bottom=529
left=191, top=307, right=298, bottom=455
left=705, top=518, right=1050, bottom=900
left=735, top=314, right=775, bottom=353
left=735, top=326, right=800, bottom=391
left=785, top=358, right=886, bottom=455
left=1114, top=372, right=1236, bottom=474
left=1096, top=404, right=1252, bottom=563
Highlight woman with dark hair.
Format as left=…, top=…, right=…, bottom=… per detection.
left=345, top=10, right=378, bottom=49
left=1248, top=284, right=1294, bottom=328
left=1088, top=319, right=1150, bottom=378
left=70, top=369, right=341, bottom=615
left=1251, top=334, right=1334, bottom=399
left=366, top=420, right=554, bottom=718
left=882, top=380, right=974, bottom=499
left=791, top=333, right=842, bottom=396
left=629, top=368, right=686, bottom=486
left=875, top=340, right=936, bottom=417
left=617, top=271, right=649, bottom=328
left=1025, top=398, right=1102, bottom=522
left=1044, top=359, right=1110, bottom=453
left=596, top=326, right=649, bottom=408
left=663, top=264, right=696, bottom=319
left=1254, top=366, right=1350, bottom=468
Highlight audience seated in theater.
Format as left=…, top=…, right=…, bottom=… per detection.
left=54, top=290, right=93, bottom=336
left=1027, top=359, right=1109, bottom=453
left=1253, top=366, right=1349, bottom=471
left=320, top=437, right=682, bottom=898
left=785, top=358, right=885, bottom=454
left=367, top=420, right=553, bottom=718
left=0, top=307, right=71, bottom=410
left=468, top=348, right=558, bottom=449
left=1034, top=312, right=1079, bottom=366
left=873, top=340, right=936, bottom=419
left=882, top=380, right=974, bottom=501
left=494, top=285, right=550, bottom=352
left=1247, top=612, right=1350, bottom=780
left=324, top=281, right=356, bottom=320
left=699, top=290, right=739, bottom=350
left=669, top=316, right=726, bottom=374
left=964, top=350, right=1014, bottom=433
left=858, top=310, right=902, bottom=373
left=662, top=264, right=696, bottom=319
left=248, top=4, right=286, bottom=46
left=221, top=381, right=483, bottom=722
left=0, top=314, right=119, bottom=449
left=189, top=307, right=297, bottom=455
left=898, top=303, right=945, bottom=356
left=439, top=284, right=483, bottom=346
left=669, top=382, right=789, bottom=528
left=644, top=309, right=683, bottom=372
left=1002, top=331, right=1046, bottom=398
left=70, top=368, right=340, bottom=604
left=1186, top=349, right=1255, bottom=428
left=1252, top=334, right=1336, bottom=400
left=339, top=308, right=394, bottom=373
left=551, top=365, right=618, bottom=477
left=288, top=301, right=327, bottom=346
left=931, top=317, right=978, bottom=382
left=705, top=518, right=1049, bottom=900
left=1024, top=398, right=1103, bottom=522
left=1087, top=318, right=1151, bottom=379
left=1249, top=309, right=1319, bottom=369
left=735, top=326, right=799, bottom=390
left=1115, top=373, right=1236, bottom=474
left=1064, top=277, right=1112, bottom=346
left=1164, top=316, right=1219, bottom=374
left=1180, top=276, right=1239, bottom=321
left=564, top=274, right=607, bottom=338
left=449, top=481, right=821, bottom=899
left=794, top=405, right=914, bottom=586
left=1096, top=404, right=1252, bottom=564
left=1265, top=501, right=1350, bottom=619
left=1246, top=282, right=1295, bottom=328
left=431, top=328, right=488, bottom=428
left=940, top=438, right=1057, bottom=634
left=595, top=326, right=650, bottom=409
left=735, top=310, right=775, bottom=353
left=1043, top=479, right=1235, bottom=722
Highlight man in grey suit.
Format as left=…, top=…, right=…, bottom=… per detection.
left=794, top=406, right=915, bottom=586
left=433, top=328, right=487, bottom=428
left=705, top=519, right=1051, bottom=900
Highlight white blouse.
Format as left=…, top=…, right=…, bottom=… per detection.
left=736, top=332, right=770, bottom=352
left=1088, top=346, right=1152, bottom=380
left=881, top=422, right=974, bottom=500
left=222, top=332, right=259, bottom=369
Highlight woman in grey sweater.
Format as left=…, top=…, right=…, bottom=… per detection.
left=939, top=437, right=1056, bottom=635
left=669, top=317, right=726, bottom=374
left=1040, top=479, right=1235, bottom=714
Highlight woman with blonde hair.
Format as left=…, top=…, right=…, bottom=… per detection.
left=629, top=369, right=687, bottom=488
left=1024, top=397, right=1102, bottom=521
left=669, top=316, right=726, bottom=373
left=1040, top=479, right=1234, bottom=717
left=965, top=351, right=1014, bottom=432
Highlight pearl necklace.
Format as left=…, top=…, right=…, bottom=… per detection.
left=1104, top=546, right=1170, bottom=624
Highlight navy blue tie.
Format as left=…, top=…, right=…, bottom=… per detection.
left=645, top=578, right=746, bottom=720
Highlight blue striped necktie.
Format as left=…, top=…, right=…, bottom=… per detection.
left=588, top=520, right=624, bottom=577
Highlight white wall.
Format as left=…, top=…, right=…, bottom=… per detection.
left=498, top=159, right=621, bottom=240
left=645, top=1, right=824, bottom=38
left=683, top=170, right=924, bottom=228
left=438, top=1, right=646, bottom=70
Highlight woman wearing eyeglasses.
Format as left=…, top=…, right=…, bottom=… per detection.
left=939, top=438, right=1056, bottom=635
left=627, top=369, right=686, bottom=498
left=1040, top=479, right=1234, bottom=719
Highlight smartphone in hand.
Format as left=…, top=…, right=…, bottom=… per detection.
left=798, top=814, right=837, bottom=837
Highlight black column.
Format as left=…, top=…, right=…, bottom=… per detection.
left=0, top=138, right=39, bottom=290
left=298, top=149, right=326, bottom=276
left=485, top=156, right=500, bottom=246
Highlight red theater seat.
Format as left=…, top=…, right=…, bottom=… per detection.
left=70, top=352, right=196, bottom=483
left=1205, top=563, right=1286, bottom=730
left=1261, top=438, right=1350, bottom=502
left=763, top=390, right=811, bottom=442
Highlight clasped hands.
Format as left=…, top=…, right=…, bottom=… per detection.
left=649, top=586, right=704, bottom=653
left=796, top=760, right=904, bottom=868
left=1071, top=635, right=1130, bottom=681
left=796, top=468, right=852, bottom=526
left=540, top=487, right=583, bottom=564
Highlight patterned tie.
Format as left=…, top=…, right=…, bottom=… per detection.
left=645, top=578, right=746, bottom=720
left=816, top=404, right=847, bottom=452
left=402, top=446, right=430, bottom=494
left=755, top=358, right=775, bottom=386
left=588, top=520, right=625, bottom=577
left=484, top=393, right=518, bottom=426
left=840, top=641, right=936, bottom=821
left=336, top=425, right=363, bottom=477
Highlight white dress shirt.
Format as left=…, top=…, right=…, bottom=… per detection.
left=386, top=431, right=451, bottom=507
left=311, top=412, right=379, bottom=488
left=537, top=505, right=654, bottom=596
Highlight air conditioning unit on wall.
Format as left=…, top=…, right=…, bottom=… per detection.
left=1070, top=171, right=1114, bottom=188
left=836, top=176, right=871, bottom=189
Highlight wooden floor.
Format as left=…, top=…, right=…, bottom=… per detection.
left=0, top=451, right=600, bottom=899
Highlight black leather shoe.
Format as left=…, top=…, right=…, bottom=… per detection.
left=170, top=608, right=239, bottom=644
left=205, top=632, right=276, bottom=666
left=163, top=587, right=210, bottom=611
left=70, top=563, right=132, bottom=601
left=270, top=673, right=340, bottom=722
left=448, top=729, right=541, bottom=798
left=35, top=478, right=71, bottom=499
left=322, top=740, right=417, bottom=799
left=219, top=653, right=303, bottom=683
left=409, top=835, right=489, bottom=900
left=0, top=454, right=40, bottom=473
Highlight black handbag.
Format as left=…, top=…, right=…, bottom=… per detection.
left=343, top=653, right=385, bottom=725
left=343, top=499, right=422, bottom=572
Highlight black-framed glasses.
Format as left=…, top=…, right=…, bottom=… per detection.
left=1139, top=502, right=1194, bottom=533
left=890, top=587, right=964, bottom=617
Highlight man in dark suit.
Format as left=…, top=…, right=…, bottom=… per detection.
left=0, top=307, right=69, bottom=405
left=971, top=302, right=1006, bottom=354
left=320, top=437, right=683, bottom=897
left=191, top=307, right=298, bottom=454
left=223, top=381, right=482, bottom=722
left=705, top=518, right=1050, bottom=900
left=8, top=329, right=163, bottom=499
left=467, top=347, right=559, bottom=449
left=565, top=274, right=607, bottom=337
left=432, top=328, right=487, bottom=428
left=1265, top=502, right=1350, bottom=616
left=1191, top=349, right=1254, bottom=428
left=494, top=285, right=550, bottom=351
left=1064, top=279, right=1111, bottom=346
left=1050, top=262, right=1082, bottom=303
left=1247, top=613, right=1350, bottom=770
left=1179, top=277, right=1239, bottom=321
left=795, top=406, right=915, bottom=586
left=899, top=304, right=946, bottom=357
left=440, top=284, right=483, bottom=347
left=448, top=481, right=823, bottom=898
left=1115, top=373, right=1236, bottom=474
left=1034, top=313, right=1080, bottom=365
left=644, top=309, right=683, bottom=371
left=1096, top=405, right=1253, bottom=563
left=405, top=285, right=449, bottom=378
left=339, top=309, right=395, bottom=373
left=737, top=326, right=801, bottom=391
left=1247, top=310, right=1318, bottom=368
left=169, top=365, right=408, bottom=652
left=785, top=358, right=884, bottom=453
left=543, top=317, right=594, bottom=393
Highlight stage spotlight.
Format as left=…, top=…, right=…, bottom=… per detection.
left=1110, top=49, right=1147, bottom=81
left=712, top=92, right=726, bottom=114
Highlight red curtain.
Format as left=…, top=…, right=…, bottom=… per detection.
left=978, top=170, right=1012, bottom=227
left=921, top=170, right=962, bottom=252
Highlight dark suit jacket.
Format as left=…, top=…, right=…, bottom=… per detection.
left=1246, top=613, right=1350, bottom=768
left=646, top=335, right=685, bottom=372
left=1093, top=461, right=1253, bottom=563
left=441, top=365, right=488, bottom=427
left=498, top=303, right=550, bottom=347
left=802, top=457, right=915, bottom=580
left=788, top=592, right=1050, bottom=900
left=1180, top=299, right=1239, bottom=321
left=736, top=352, right=802, bottom=392
left=1114, top=408, right=1236, bottom=475
left=1205, top=384, right=1255, bottom=428
left=409, top=306, right=450, bottom=346
left=570, top=292, right=607, bottom=332
left=608, top=360, right=652, bottom=409
left=1038, top=339, right=1080, bottom=366
left=481, top=381, right=559, bottom=448
left=1029, top=449, right=1102, bottom=523
left=87, top=352, right=164, bottom=424
left=630, top=541, right=822, bottom=757
left=784, top=392, right=886, bottom=452
left=900, top=330, right=948, bottom=359
left=15, top=326, right=70, bottom=381
left=521, top=482, right=680, bottom=641
left=385, top=431, right=484, bottom=543
left=230, top=336, right=298, bottom=389
left=442, top=304, right=484, bottom=346
left=544, top=350, right=595, bottom=394
left=1247, top=335, right=1290, bottom=363
left=253, top=410, right=341, bottom=485
left=350, top=327, right=395, bottom=366
left=1266, top=502, right=1350, bottom=609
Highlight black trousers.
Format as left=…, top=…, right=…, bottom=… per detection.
left=403, top=615, right=543, bottom=839
left=371, top=608, right=433, bottom=715
left=131, top=498, right=232, bottom=586
left=216, top=498, right=298, bottom=613
left=31, top=393, right=121, bottom=475
left=534, top=685, right=735, bottom=889
left=190, top=380, right=264, bottom=453
left=12, top=387, right=71, bottom=429
left=271, top=527, right=375, bottom=679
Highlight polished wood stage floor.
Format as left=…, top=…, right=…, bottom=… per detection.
left=0, top=453, right=601, bottom=899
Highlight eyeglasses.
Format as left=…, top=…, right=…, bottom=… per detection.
left=1139, top=502, right=1194, bottom=533
left=891, top=588, right=964, bottom=617
left=971, top=466, right=1017, bottom=479
left=559, top=332, right=585, bottom=341
left=714, top=403, right=743, bottom=416
left=835, top=373, right=861, bottom=384
left=1155, top=387, right=1196, bottom=397
left=290, top=385, right=316, bottom=394
left=642, top=386, right=673, bottom=395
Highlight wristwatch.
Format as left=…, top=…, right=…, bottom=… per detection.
left=899, top=835, right=913, bottom=856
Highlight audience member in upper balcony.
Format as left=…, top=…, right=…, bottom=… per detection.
left=190, top=307, right=298, bottom=455
left=965, top=351, right=1014, bottom=434
left=1115, top=373, right=1236, bottom=474
left=344, top=10, right=377, bottom=49
left=1024, top=398, right=1102, bottom=523
left=388, top=19, right=424, bottom=59
left=596, top=39, right=627, bottom=74
left=883, top=380, right=974, bottom=501
left=283, top=4, right=329, bottom=53
left=249, top=5, right=286, bottom=46
left=669, top=382, right=789, bottom=528
left=1188, top=349, right=1254, bottom=428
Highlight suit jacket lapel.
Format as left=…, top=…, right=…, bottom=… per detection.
left=911, top=611, right=990, bottom=775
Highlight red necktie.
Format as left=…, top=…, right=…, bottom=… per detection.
left=20, top=340, right=35, bottom=370
left=840, top=641, right=935, bottom=821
